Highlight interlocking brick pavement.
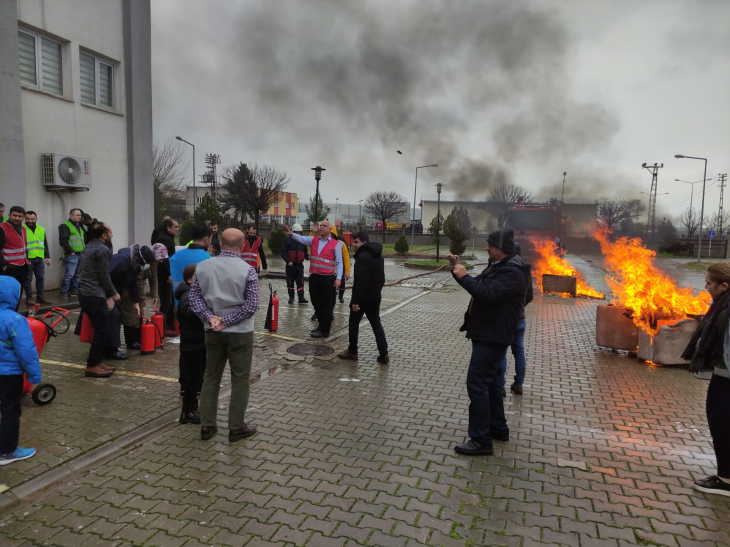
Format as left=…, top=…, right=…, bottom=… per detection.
left=2, top=251, right=730, bottom=547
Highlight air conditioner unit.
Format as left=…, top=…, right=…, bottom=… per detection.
left=42, top=153, right=91, bottom=191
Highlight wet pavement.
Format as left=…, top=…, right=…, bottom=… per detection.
left=2, top=252, right=730, bottom=547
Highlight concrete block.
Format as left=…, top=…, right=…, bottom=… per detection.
left=595, top=305, right=639, bottom=351
left=637, top=318, right=699, bottom=365
left=542, top=274, right=577, bottom=296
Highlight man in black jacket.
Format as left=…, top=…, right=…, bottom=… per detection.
left=153, top=218, right=179, bottom=336
left=449, top=228, right=530, bottom=456
left=281, top=223, right=309, bottom=304
left=337, top=232, right=389, bottom=364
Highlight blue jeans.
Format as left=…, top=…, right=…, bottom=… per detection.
left=61, top=254, right=80, bottom=294
left=499, top=319, right=526, bottom=388
left=24, top=257, right=45, bottom=298
left=466, top=341, right=509, bottom=447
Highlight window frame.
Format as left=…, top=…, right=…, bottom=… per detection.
left=18, top=29, right=63, bottom=95
left=79, top=51, right=115, bottom=110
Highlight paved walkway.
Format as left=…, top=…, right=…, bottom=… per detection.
left=2, top=252, right=729, bottom=547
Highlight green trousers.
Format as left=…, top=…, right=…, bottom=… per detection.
left=199, top=330, right=253, bottom=429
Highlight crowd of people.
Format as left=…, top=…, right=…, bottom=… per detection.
left=1, top=208, right=728, bottom=500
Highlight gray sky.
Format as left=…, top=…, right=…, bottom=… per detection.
left=151, top=0, right=729, bottom=219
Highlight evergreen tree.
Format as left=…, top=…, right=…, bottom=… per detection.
left=194, top=194, right=223, bottom=225
left=443, top=206, right=472, bottom=256
left=306, top=195, right=331, bottom=222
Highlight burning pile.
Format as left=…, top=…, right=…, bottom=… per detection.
left=530, top=239, right=605, bottom=299
left=595, top=227, right=710, bottom=334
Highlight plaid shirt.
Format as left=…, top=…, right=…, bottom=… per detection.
left=189, top=250, right=259, bottom=327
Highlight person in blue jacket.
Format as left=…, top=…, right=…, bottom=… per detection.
left=169, top=224, right=212, bottom=299
left=0, top=276, right=41, bottom=466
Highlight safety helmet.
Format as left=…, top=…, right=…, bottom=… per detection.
left=292, top=223, right=302, bottom=232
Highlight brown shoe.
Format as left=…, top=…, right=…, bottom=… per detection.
left=85, top=365, right=113, bottom=378
left=200, top=426, right=218, bottom=441
left=377, top=354, right=390, bottom=365
left=229, top=424, right=257, bottom=442
left=100, top=363, right=117, bottom=372
left=338, top=350, right=358, bottom=360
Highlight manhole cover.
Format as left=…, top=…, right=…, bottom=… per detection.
left=287, top=343, right=335, bottom=356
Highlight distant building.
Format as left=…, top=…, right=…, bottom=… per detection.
left=1, top=0, right=153, bottom=289
left=184, top=186, right=299, bottom=225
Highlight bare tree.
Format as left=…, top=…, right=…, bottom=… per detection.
left=221, top=162, right=290, bottom=229
left=364, top=191, right=410, bottom=242
left=597, top=198, right=646, bottom=231
left=709, top=211, right=730, bottom=238
left=676, top=208, right=704, bottom=238
left=153, top=140, right=189, bottom=201
left=485, top=184, right=533, bottom=227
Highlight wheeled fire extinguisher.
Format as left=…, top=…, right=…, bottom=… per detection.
left=23, top=307, right=70, bottom=406
left=151, top=307, right=165, bottom=348
left=264, top=283, right=279, bottom=332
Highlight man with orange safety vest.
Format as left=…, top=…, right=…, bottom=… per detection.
left=281, top=220, right=343, bottom=338
left=240, top=225, right=267, bottom=274
left=0, top=206, right=31, bottom=307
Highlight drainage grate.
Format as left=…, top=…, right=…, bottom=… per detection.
left=287, top=343, right=335, bottom=356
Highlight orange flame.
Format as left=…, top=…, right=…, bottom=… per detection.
left=594, top=226, right=710, bottom=334
left=530, top=239, right=605, bottom=299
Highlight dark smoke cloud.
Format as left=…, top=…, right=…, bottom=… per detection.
left=155, top=0, right=624, bottom=201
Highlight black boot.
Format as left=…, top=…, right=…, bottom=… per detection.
left=179, top=404, right=190, bottom=424
left=186, top=400, right=201, bottom=424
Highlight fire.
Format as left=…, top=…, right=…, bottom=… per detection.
left=530, top=239, right=605, bottom=299
left=594, top=227, right=710, bottom=334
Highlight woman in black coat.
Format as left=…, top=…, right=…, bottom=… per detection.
left=174, top=263, right=206, bottom=425
left=682, top=262, right=730, bottom=498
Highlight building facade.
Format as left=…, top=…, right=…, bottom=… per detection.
left=0, top=0, right=153, bottom=289
left=185, top=186, right=299, bottom=225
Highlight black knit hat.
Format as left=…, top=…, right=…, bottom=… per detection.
left=487, top=229, right=515, bottom=255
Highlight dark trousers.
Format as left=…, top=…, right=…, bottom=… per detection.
left=123, top=325, right=141, bottom=347
left=0, top=375, right=24, bottom=455
left=158, top=280, right=175, bottom=332
left=79, top=295, right=110, bottom=368
left=2, top=265, right=28, bottom=308
left=467, top=341, right=509, bottom=447
left=180, top=349, right=206, bottom=405
left=309, top=274, right=336, bottom=334
left=24, top=258, right=45, bottom=298
left=286, top=264, right=305, bottom=301
left=348, top=300, right=388, bottom=357
left=707, top=374, right=730, bottom=477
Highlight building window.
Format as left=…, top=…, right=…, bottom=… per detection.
left=18, top=30, right=63, bottom=95
left=80, top=52, right=113, bottom=108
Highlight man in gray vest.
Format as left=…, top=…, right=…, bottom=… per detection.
left=190, top=228, right=259, bottom=443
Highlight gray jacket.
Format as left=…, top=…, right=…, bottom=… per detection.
left=78, top=239, right=117, bottom=299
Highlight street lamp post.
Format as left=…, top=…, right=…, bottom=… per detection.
left=412, top=164, right=439, bottom=247
left=675, top=178, right=712, bottom=218
left=435, top=183, right=444, bottom=262
left=311, top=166, right=325, bottom=230
left=335, top=198, right=339, bottom=224
left=358, top=199, right=363, bottom=232
left=176, top=136, right=195, bottom=218
left=675, top=155, right=708, bottom=261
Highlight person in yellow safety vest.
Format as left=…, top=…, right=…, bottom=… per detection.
left=0, top=203, right=7, bottom=223
left=23, top=211, right=52, bottom=307
left=58, top=208, right=85, bottom=301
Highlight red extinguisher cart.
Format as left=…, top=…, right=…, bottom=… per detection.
left=23, top=306, right=70, bottom=406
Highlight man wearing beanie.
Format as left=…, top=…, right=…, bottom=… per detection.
left=448, top=228, right=532, bottom=456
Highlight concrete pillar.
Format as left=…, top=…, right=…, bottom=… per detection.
left=123, top=0, right=154, bottom=244
left=0, top=1, right=27, bottom=209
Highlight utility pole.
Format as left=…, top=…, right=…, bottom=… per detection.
left=641, top=162, right=664, bottom=239
left=719, top=173, right=728, bottom=237
left=203, top=153, right=221, bottom=201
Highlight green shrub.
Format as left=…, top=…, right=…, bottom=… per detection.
left=394, top=235, right=410, bottom=255
left=267, top=230, right=287, bottom=255
left=179, top=221, right=195, bottom=246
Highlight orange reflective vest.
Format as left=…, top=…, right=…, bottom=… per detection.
left=240, top=236, right=261, bottom=268
left=309, top=237, right=338, bottom=275
left=1, top=223, right=29, bottom=266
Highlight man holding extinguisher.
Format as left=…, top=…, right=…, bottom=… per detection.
left=281, top=223, right=309, bottom=304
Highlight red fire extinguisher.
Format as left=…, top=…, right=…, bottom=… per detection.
left=139, top=317, right=156, bottom=355
left=79, top=313, right=94, bottom=343
left=151, top=307, right=165, bottom=348
left=264, top=284, right=279, bottom=332
left=23, top=307, right=69, bottom=405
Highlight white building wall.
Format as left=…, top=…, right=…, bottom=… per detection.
left=16, top=0, right=134, bottom=289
